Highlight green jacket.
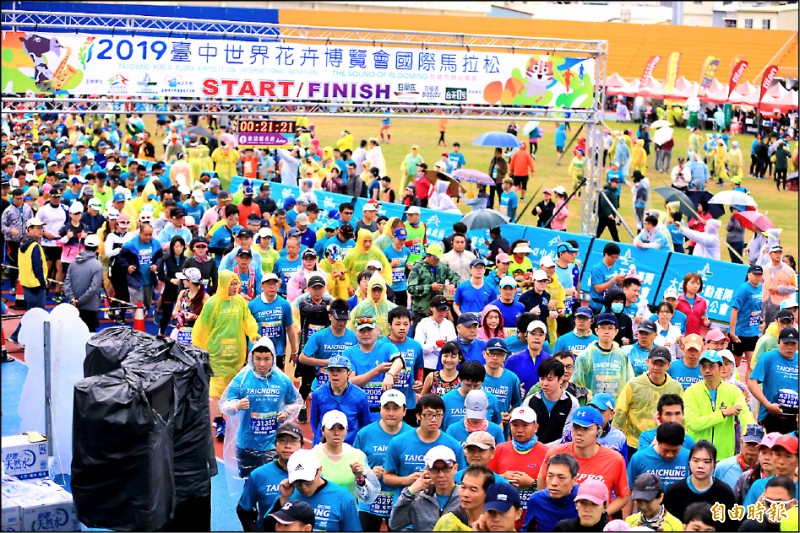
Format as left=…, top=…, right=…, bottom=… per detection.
left=683, top=379, right=755, bottom=461
left=407, top=259, right=461, bottom=314
left=597, top=184, right=620, bottom=220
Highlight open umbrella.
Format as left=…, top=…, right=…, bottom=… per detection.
left=652, top=126, right=674, bottom=146
left=733, top=211, right=775, bottom=233
left=686, top=190, right=725, bottom=219
left=650, top=120, right=671, bottom=129
left=184, top=125, right=217, bottom=140
left=423, top=169, right=464, bottom=196
left=452, top=169, right=495, bottom=187
left=653, top=186, right=697, bottom=219
left=460, top=209, right=509, bottom=230
left=709, top=190, right=757, bottom=208
left=522, top=121, right=540, bottom=137
left=219, top=132, right=237, bottom=148
left=473, top=131, right=523, bottom=149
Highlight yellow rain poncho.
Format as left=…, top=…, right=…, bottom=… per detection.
left=336, top=132, right=354, bottom=153
left=211, top=146, right=240, bottom=190
left=318, top=255, right=350, bottom=301
left=631, top=139, right=647, bottom=174
left=373, top=217, right=399, bottom=251
left=192, top=270, right=260, bottom=397
left=713, top=142, right=729, bottom=181
left=186, top=145, right=205, bottom=183
left=347, top=272, right=397, bottom=337
left=545, top=276, right=566, bottom=345
left=612, top=371, right=685, bottom=448
left=726, top=142, right=744, bottom=180
left=342, top=229, right=392, bottom=288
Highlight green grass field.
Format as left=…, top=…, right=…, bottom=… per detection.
left=145, top=114, right=798, bottom=261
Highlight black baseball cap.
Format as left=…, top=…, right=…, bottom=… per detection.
left=275, top=422, right=304, bottom=443
left=457, top=313, right=480, bottom=327
left=237, top=228, right=254, bottom=239
left=779, top=327, right=799, bottom=343
left=637, top=320, right=657, bottom=334
left=631, top=472, right=663, bottom=502
left=776, top=309, right=795, bottom=323
left=595, top=313, right=618, bottom=327
left=648, top=346, right=672, bottom=364
left=431, top=295, right=449, bottom=310
left=330, top=304, right=350, bottom=321
left=339, top=223, right=354, bottom=237
left=269, top=501, right=315, bottom=528
left=171, top=208, right=185, bottom=218
left=308, top=275, right=325, bottom=288
left=748, top=265, right=764, bottom=275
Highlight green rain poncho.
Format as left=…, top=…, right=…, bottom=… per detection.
left=572, top=339, right=634, bottom=399
left=342, top=229, right=392, bottom=289
left=193, top=270, right=260, bottom=390
left=348, top=272, right=397, bottom=337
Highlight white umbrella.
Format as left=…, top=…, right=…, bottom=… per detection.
left=709, top=190, right=758, bottom=208
left=522, top=121, right=540, bottom=136
left=653, top=126, right=673, bottom=146
left=650, top=119, right=671, bottom=129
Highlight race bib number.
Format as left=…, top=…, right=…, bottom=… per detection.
left=201, top=278, right=209, bottom=289
left=176, top=327, right=193, bottom=345
left=365, top=382, right=383, bottom=407
left=410, top=244, right=421, bottom=256
left=392, top=267, right=405, bottom=284
left=316, top=368, right=329, bottom=386
left=139, top=248, right=152, bottom=266
left=519, top=489, right=534, bottom=511
left=369, top=491, right=394, bottom=516
left=396, top=370, right=412, bottom=388
left=250, top=412, right=278, bottom=435
left=306, top=323, right=325, bottom=340
left=261, top=320, right=282, bottom=338
left=748, top=312, right=760, bottom=327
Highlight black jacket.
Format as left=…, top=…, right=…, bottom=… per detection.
left=554, top=514, right=609, bottom=532
left=524, top=389, right=580, bottom=446
left=597, top=185, right=620, bottom=220
left=601, top=287, right=634, bottom=345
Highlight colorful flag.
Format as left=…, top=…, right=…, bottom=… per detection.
left=663, top=52, right=680, bottom=96
left=759, top=65, right=779, bottom=105
left=698, top=56, right=720, bottom=96
left=727, top=60, right=748, bottom=99
left=640, top=55, right=661, bottom=86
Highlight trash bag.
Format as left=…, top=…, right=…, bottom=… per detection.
left=83, top=326, right=170, bottom=377
left=71, top=368, right=176, bottom=531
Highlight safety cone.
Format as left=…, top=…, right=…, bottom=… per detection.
left=133, top=302, right=146, bottom=332
left=13, top=281, right=25, bottom=310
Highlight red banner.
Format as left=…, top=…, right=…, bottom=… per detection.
left=640, top=55, right=661, bottom=86
left=727, top=60, right=748, bottom=98
left=759, top=65, right=779, bottom=105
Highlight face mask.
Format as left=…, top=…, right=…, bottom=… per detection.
left=611, top=303, right=624, bottom=314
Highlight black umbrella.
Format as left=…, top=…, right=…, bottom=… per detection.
left=652, top=186, right=697, bottom=220
left=184, top=125, right=217, bottom=140
left=686, top=190, right=724, bottom=219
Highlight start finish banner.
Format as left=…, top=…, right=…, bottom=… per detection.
left=2, top=30, right=596, bottom=107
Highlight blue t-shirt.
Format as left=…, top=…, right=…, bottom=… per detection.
left=667, top=360, right=703, bottom=390
left=382, top=245, right=411, bottom=292
left=448, top=152, right=466, bottom=170
left=666, top=223, right=684, bottom=247
left=248, top=295, right=294, bottom=357
left=732, top=282, right=763, bottom=338
left=285, top=208, right=298, bottom=228
left=627, top=443, right=690, bottom=491
left=288, top=480, right=362, bottom=532
left=483, top=370, right=523, bottom=414
left=441, top=388, right=503, bottom=428
left=638, top=429, right=696, bottom=452
left=488, top=298, right=527, bottom=336
left=750, top=348, right=799, bottom=421
left=238, top=461, right=287, bottom=530
left=499, top=191, right=519, bottom=222
left=453, top=337, right=488, bottom=366
left=588, top=261, right=616, bottom=310
left=455, top=281, right=498, bottom=314
left=625, top=343, right=651, bottom=377
left=542, top=396, right=557, bottom=413
left=553, top=331, right=599, bottom=357
left=182, top=201, right=206, bottom=222
left=342, top=342, right=401, bottom=415
left=445, top=420, right=506, bottom=447
left=272, top=255, right=302, bottom=296
left=301, top=327, right=358, bottom=387
left=352, top=421, right=415, bottom=517
left=378, top=336, right=424, bottom=409
left=383, top=431, right=466, bottom=499
left=505, top=350, right=553, bottom=395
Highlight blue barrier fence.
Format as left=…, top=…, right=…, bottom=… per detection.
left=227, top=177, right=748, bottom=322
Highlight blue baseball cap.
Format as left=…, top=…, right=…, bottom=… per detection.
left=327, top=209, right=340, bottom=220
left=572, top=406, right=603, bottom=428
left=574, top=306, right=593, bottom=319
left=393, top=228, right=407, bottom=240
left=483, top=483, right=521, bottom=513
left=326, top=356, right=354, bottom=372
left=589, top=393, right=616, bottom=412
left=595, top=313, right=618, bottom=327
left=557, top=242, right=577, bottom=254
left=743, top=424, right=766, bottom=444
left=113, top=192, right=126, bottom=202
left=485, top=338, right=508, bottom=354
left=699, top=350, right=723, bottom=364
left=283, top=196, right=297, bottom=209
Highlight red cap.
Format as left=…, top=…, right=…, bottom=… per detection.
left=772, top=435, right=799, bottom=455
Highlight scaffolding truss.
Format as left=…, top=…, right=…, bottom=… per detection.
left=1, top=8, right=608, bottom=234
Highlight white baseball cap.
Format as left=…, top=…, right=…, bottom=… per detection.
left=366, top=259, right=383, bottom=270
left=88, top=198, right=102, bottom=209
left=69, top=202, right=84, bottom=214
left=532, top=269, right=549, bottom=282
left=663, top=287, right=680, bottom=299
left=286, top=449, right=321, bottom=483
left=380, top=389, right=406, bottom=407
left=178, top=185, right=191, bottom=195
left=423, top=445, right=457, bottom=468
left=539, top=256, right=556, bottom=268
left=406, top=206, right=421, bottom=215
left=84, top=234, right=101, bottom=248
left=192, top=190, right=205, bottom=202
left=106, top=208, right=120, bottom=220
left=510, top=406, right=537, bottom=424
left=527, top=320, right=547, bottom=333
left=321, top=410, right=348, bottom=430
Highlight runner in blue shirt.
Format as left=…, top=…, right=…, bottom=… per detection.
left=298, top=300, right=358, bottom=392
left=382, top=228, right=411, bottom=305
left=489, top=276, right=527, bottom=337
left=481, top=338, right=523, bottom=425
left=382, top=394, right=466, bottom=501
left=248, top=273, right=298, bottom=368
left=637, top=394, right=697, bottom=451
left=379, top=307, right=424, bottom=420
left=588, top=242, right=626, bottom=314
left=667, top=333, right=704, bottom=390
left=272, top=235, right=303, bottom=297
left=445, top=390, right=506, bottom=446
left=730, top=266, right=764, bottom=373
left=627, top=422, right=690, bottom=491
left=506, top=320, right=553, bottom=395
left=237, top=423, right=304, bottom=531
left=749, top=327, right=799, bottom=433
left=352, top=390, right=415, bottom=530
left=624, top=320, right=657, bottom=376
left=308, top=356, right=372, bottom=445
left=342, top=316, right=406, bottom=421
left=454, top=259, right=499, bottom=315
left=452, top=313, right=488, bottom=365
left=272, top=449, right=362, bottom=532
left=441, top=362, right=503, bottom=428
left=499, top=179, right=519, bottom=222
left=553, top=307, right=598, bottom=356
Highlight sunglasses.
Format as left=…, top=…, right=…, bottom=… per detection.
left=193, top=244, right=208, bottom=249
left=428, top=465, right=453, bottom=474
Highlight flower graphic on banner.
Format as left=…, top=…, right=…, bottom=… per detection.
left=77, top=36, right=95, bottom=69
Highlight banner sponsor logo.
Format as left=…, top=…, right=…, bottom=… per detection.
left=727, top=60, right=749, bottom=98
left=640, top=55, right=661, bottom=86
left=698, top=56, right=720, bottom=96
left=2, top=31, right=595, bottom=107
left=759, top=65, right=779, bottom=104
left=663, top=52, right=680, bottom=96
